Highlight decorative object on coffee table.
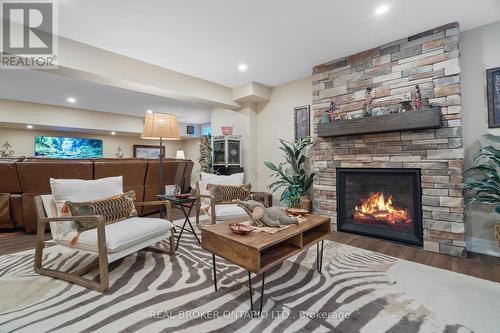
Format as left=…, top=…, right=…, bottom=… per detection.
left=294, top=105, right=310, bottom=142
left=486, top=67, right=500, bottom=128
left=264, top=137, right=315, bottom=208
left=285, top=208, right=309, bottom=216
left=464, top=133, right=500, bottom=245
left=229, top=223, right=253, bottom=235
left=236, top=199, right=298, bottom=228
left=202, top=214, right=330, bottom=315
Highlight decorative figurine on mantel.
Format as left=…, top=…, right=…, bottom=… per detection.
left=320, top=106, right=331, bottom=123
left=415, top=84, right=422, bottom=110
left=363, top=87, right=374, bottom=117
left=328, top=101, right=337, bottom=121
left=0, top=141, right=14, bottom=158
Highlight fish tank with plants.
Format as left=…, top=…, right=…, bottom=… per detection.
left=34, top=136, right=103, bottom=158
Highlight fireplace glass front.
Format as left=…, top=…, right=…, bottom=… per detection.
left=337, top=168, right=423, bottom=246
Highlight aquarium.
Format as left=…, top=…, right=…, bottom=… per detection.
left=34, top=136, right=103, bottom=158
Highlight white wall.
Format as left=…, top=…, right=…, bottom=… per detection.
left=461, top=20, right=500, bottom=256
left=256, top=77, right=313, bottom=204
left=182, top=138, right=202, bottom=184
left=0, top=127, right=181, bottom=158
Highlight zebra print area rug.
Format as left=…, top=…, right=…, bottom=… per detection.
left=0, top=218, right=499, bottom=333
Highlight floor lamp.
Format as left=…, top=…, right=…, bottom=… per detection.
left=142, top=112, right=180, bottom=217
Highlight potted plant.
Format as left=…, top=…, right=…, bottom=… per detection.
left=264, top=137, right=315, bottom=210
left=199, top=134, right=212, bottom=173
left=464, top=134, right=500, bottom=247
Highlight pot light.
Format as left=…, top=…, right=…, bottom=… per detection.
left=147, top=109, right=153, bottom=114
left=238, top=63, right=248, bottom=72
left=110, top=131, right=116, bottom=135
left=375, top=5, right=390, bottom=15
left=67, top=97, right=76, bottom=103
left=26, top=125, right=33, bottom=129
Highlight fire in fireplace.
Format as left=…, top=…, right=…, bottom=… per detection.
left=354, top=192, right=412, bottom=226
left=337, top=168, right=423, bottom=246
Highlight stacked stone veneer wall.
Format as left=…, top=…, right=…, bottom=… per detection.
left=311, top=22, right=465, bottom=257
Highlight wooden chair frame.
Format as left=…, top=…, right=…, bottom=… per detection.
left=194, top=181, right=272, bottom=225
left=33, top=196, right=175, bottom=292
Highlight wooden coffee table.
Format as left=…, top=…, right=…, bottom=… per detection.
left=201, top=214, right=331, bottom=315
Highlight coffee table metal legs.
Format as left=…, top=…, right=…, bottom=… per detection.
left=316, top=240, right=324, bottom=273
left=212, top=254, right=217, bottom=292
left=248, top=271, right=265, bottom=317
left=248, top=271, right=253, bottom=313
left=211, top=241, right=323, bottom=317
left=175, top=203, right=200, bottom=251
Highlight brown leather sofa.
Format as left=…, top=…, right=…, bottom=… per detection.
left=0, top=158, right=194, bottom=232
left=0, top=159, right=23, bottom=229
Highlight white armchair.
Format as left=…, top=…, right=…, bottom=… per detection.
left=33, top=176, right=175, bottom=292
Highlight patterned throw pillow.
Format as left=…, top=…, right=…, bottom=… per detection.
left=207, top=184, right=251, bottom=203
left=66, top=190, right=138, bottom=233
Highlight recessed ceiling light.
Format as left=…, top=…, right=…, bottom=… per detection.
left=147, top=109, right=153, bottom=114
left=67, top=97, right=76, bottom=103
left=375, top=5, right=390, bottom=15
left=26, top=125, right=33, bottom=129
left=110, top=131, right=116, bottom=135
left=238, top=63, right=248, bottom=72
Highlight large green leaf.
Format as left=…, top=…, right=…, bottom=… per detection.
left=264, top=137, right=315, bottom=200
left=483, top=133, right=500, bottom=143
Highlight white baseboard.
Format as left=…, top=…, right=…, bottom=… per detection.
left=467, top=237, right=500, bottom=257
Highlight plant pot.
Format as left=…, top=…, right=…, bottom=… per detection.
left=299, top=195, right=311, bottom=212
left=495, top=224, right=500, bottom=248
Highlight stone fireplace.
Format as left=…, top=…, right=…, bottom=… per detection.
left=337, top=168, right=423, bottom=246
left=311, top=22, right=466, bottom=256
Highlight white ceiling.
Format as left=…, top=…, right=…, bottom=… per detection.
left=0, top=69, right=212, bottom=124
left=57, top=0, right=500, bottom=87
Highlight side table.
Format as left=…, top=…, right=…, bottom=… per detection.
left=157, top=195, right=200, bottom=250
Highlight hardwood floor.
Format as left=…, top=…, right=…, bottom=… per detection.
left=329, top=231, right=500, bottom=283
left=1, top=211, right=499, bottom=283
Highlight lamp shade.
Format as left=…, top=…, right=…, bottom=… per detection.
left=176, top=150, right=185, bottom=159
left=141, top=113, right=180, bottom=140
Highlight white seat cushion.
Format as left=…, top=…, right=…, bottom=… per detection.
left=56, top=217, right=173, bottom=253
left=204, top=204, right=249, bottom=221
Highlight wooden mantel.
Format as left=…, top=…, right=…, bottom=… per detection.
left=317, top=107, right=442, bottom=138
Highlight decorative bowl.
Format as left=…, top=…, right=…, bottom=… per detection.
left=175, top=193, right=191, bottom=199
left=229, top=223, right=253, bottom=235
left=285, top=208, right=309, bottom=216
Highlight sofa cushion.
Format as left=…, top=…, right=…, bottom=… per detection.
left=56, top=217, right=173, bottom=253
left=204, top=204, right=248, bottom=221
left=66, top=190, right=138, bottom=233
